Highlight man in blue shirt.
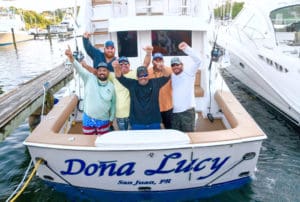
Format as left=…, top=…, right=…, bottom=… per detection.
left=82, top=32, right=116, bottom=72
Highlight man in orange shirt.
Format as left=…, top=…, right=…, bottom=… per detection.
left=148, top=52, right=173, bottom=129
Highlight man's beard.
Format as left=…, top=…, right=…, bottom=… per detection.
left=98, top=75, right=108, bottom=81
left=105, top=52, right=114, bottom=59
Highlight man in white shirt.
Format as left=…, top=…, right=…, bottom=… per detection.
left=171, top=42, right=201, bottom=132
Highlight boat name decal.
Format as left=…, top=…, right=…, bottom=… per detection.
left=60, top=159, right=135, bottom=176
left=60, top=152, right=230, bottom=180
left=144, top=152, right=230, bottom=180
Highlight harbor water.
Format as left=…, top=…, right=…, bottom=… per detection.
left=0, top=39, right=299, bottom=202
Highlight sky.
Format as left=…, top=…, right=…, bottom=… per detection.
left=0, top=0, right=81, bottom=12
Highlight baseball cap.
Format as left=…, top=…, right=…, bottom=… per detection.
left=105, top=40, right=114, bottom=48
left=170, top=57, right=182, bottom=65
left=96, top=62, right=108, bottom=69
left=136, top=66, right=148, bottom=77
left=118, top=56, right=129, bottom=63
left=152, top=52, right=164, bottom=60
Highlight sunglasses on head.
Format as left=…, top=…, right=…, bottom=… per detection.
left=138, top=73, right=148, bottom=78
left=171, top=63, right=181, bottom=67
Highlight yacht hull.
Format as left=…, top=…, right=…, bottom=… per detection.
left=0, top=32, right=32, bottom=46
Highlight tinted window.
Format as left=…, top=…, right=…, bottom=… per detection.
left=117, top=31, right=138, bottom=57
left=151, top=30, right=191, bottom=56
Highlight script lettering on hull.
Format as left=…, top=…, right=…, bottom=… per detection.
left=60, top=152, right=230, bottom=183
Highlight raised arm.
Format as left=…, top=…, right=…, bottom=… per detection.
left=143, top=45, right=153, bottom=68
left=178, top=42, right=201, bottom=72
left=82, top=32, right=100, bottom=60
left=65, top=45, right=89, bottom=80
left=81, top=60, right=96, bottom=75
left=112, top=59, right=122, bottom=78
left=65, top=45, right=74, bottom=62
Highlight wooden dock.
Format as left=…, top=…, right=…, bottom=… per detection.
left=0, top=63, right=74, bottom=141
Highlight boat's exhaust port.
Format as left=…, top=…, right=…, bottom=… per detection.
left=43, top=175, right=54, bottom=181
left=243, top=152, right=256, bottom=160
left=239, top=62, right=245, bottom=68
left=138, top=187, right=152, bottom=191
left=239, top=171, right=250, bottom=178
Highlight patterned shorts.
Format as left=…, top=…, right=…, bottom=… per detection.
left=172, top=108, right=195, bottom=132
left=82, top=113, right=110, bottom=135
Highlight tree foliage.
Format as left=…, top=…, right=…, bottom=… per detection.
left=2, top=7, right=68, bottom=30
left=214, top=1, right=244, bottom=19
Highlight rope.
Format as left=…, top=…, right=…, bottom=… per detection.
left=7, top=159, right=43, bottom=202
left=6, top=160, right=33, bottom=202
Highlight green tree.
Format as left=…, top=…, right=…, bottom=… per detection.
left=232, top=2, right=244, bottom=18
left=214, top=1, right=244, bottom=19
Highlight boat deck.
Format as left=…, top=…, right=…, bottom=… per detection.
left=68, top=112, right=226, bottom=135
left=25, top=89, right=266, bottom=148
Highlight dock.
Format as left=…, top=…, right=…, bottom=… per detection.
left=0, top=63, right=74, bottom=141
left=33, top=31, right=74, bottom=40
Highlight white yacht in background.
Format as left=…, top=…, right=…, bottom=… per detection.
left=23, top=0, right=266, bottom=201
left=218, top=0, right=300, bottom=126
left=0, top=8, right=32, bottom=46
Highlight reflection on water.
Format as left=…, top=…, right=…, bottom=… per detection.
left=0, top=39, right=77, bottom=93
left=0, top=41, right=299, bottom=202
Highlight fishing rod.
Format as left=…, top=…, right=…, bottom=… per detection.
left=69, top=2, right=84, bottom=113
left=207, top=29, right=222, bottom=122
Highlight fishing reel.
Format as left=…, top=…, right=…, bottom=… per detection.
left=211, top=47, right=222, bottom=62
left=73, top=50, right=84, bottom=62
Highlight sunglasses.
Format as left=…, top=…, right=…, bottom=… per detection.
left=120, top=62, right=129, bottom=65
left=171, top=63, right=181, bottom=67
left=138, top=73, right=148, bottom=78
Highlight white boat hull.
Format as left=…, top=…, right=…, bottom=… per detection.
left=0, top=32, right=32, bottom=46
left=217, top=1, right=300, bottom=125
left=26, top=138, right=262, bottom=199
left=226, top=53, right=300, bottom=119
left=222, top=41, right=300, bottom=125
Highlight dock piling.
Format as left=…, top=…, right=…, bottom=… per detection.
left=11, top=28, right=17, bottom=50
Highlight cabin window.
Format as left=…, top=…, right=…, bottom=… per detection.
left=270, top=5, right=300, bottom=32
left=151, top=30, right=192, bottom=56
left=117, top=31, right=138, bottom=57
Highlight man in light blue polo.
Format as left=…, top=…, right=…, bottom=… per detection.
left=65, top=46, right=116, bottom=135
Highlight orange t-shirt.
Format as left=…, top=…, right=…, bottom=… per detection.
left=148, top=66, right=173, bottom=112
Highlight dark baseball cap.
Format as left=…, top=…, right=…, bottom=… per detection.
left=170, top=57, right=182, bottom=65
left=96, top=62, right=108, bottom=69
left=152, top=52, right=164, bottom=60
left=118, top=56, right=129, bottom=63
left=136, top=66, right=148, bottom=77
left=105, top=40, right=114, bottom=48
